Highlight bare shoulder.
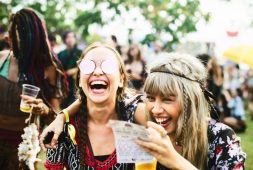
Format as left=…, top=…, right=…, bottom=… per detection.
left=0, top=50, right=11, bottom=64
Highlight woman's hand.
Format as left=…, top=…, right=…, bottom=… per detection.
left=39, top=99, right=81, bottom=150
left=20, top=95, right=49, bottom=115
left=136, top=121, right=179, bottom=169
left=136, top=121, right=197, bottom=170
left=39, top=113, right=65, bottom=150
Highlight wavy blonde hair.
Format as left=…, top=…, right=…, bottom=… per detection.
left=144, top=53, right=210, bottom=170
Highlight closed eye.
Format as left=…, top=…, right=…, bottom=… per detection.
left=146, top=95, right=155, bottom=102
left=162, top=96, right=176, bottom=103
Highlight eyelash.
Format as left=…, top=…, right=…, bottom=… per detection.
left=146, top=96, right=174, bottom=102
left=146, top=96, right=155, bottom=101
left=163, top=98, right=173, bottom=103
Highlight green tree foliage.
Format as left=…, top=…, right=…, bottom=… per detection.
left=0, top=0, right=209, bottom=50
left=137, top=0, right=209, bottom=50
left=75, top=10, right=102, bottom=39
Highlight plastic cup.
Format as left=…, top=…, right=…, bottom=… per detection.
left=135, top=159, right=157, bottom=170
left=20, top=84, right=40, bottom=113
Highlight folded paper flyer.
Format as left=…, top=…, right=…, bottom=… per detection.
left=109, top=120, right=153, bottom=163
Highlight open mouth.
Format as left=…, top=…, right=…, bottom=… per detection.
left=89, top=80, right=108, bottom=93
left=154, top=117, right=172, bottom=126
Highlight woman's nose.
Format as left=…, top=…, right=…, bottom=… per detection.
left=93, top=65, right=103, bottom=75
left=151, top=101, right=164, bottom=115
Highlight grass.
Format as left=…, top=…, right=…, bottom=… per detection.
left=35, top=150, right=46, bottom=170
left=238, top=110, right=253, bottom=170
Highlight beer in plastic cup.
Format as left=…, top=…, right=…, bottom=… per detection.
left=20, top=84, right=40, bottom=113
left=135, top=159, right=157, bottom=170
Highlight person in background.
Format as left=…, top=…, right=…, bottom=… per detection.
left=0, top=8, right=68, bottom=170
left=198, top=54, right=224, bottom=105
left=48, top=33, right=57, bottom=52
left=58, top=30, right=82, bottom=108
left=136, top=53, right=246, bottom=170
left=222, top=89, right=246, bottom=132
left=0, top=32, right=10, bottom=51
left=144, top=40, right=168, bottom=66
left=197, top=54, right=223, bottom=120
left=227, top=63, right=242, bottom=91
left=108, top=35, right=122, bottom=55
left=246, top=69, right=253, bottom=120
left=125, top=43, right=146, bottom=93
left=207, top=57, right=224, bottom=104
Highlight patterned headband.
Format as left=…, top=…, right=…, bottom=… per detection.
left=150, top=69, right=219, bottom=119
left=150, top=70, right=201, bottom=84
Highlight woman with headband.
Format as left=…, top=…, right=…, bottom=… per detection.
left=136, top=53, right=246, bottom=169
left=41, top=52, right=246, bottom=170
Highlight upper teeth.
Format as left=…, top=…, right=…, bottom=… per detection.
left=155, top=118, right=168, bottom=123
left=91, top=81, right=107, bottom=85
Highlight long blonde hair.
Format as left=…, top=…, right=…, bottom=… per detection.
left=144, top=53, right=210, bottom=170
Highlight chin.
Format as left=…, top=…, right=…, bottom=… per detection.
left=165, top=125, right=176, bottom=135
left=89, top=96, right=108, bottom=104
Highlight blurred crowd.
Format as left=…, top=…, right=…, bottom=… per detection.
left=1, top=14, right=253, bottom=132
left=0, top=7, right=251, bottom=170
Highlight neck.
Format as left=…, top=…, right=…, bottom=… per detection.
left=169, top=134, right=182, bottom=153
left=87, top=99, right=118, bottom=125
left=66, top=45, right=75, bottom=51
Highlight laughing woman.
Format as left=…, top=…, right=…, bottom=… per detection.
left=41, top=52, right=246, bottom=169
left=136, top=53, right=246, bottom=170
left=44, top=43, right=146, bottom=170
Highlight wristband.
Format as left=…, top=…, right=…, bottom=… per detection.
left=62, top=109, right=69, bottom=122
left=62, top=109, right=77, bottom=145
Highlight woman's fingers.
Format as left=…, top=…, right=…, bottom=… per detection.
left=146, top=126, right=162, bottom=139
left=40, top=130, right=48, bottom=150
left=31, top=103, right=48, bottom=115
left=50, top=124, right=63, bottom=147
left=39, top=114, right=65, bottom=149
left=147, top=121, right=168, bottom=137
left=20, top=95, right=47, bottom=115
left=136, top=138, right=165, bottom=155
left=40, top=130, right=58, bottom=150
left=20, top=95, right=48, bottom=115
left=20, top=95, right=42, bottom=103
left=135, top=142, right=165, bottom=160
left=136, top=121, right=174, bottom=154
left=43, top=144, right=55, bottom=149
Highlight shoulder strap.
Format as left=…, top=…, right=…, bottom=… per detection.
left=86, top=134, right=98, bottom=169
left=0, top=51, right=11, bottom=72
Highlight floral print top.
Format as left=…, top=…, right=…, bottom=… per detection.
left=207, top=119, right=246, bottom=170
left=44, top=92, right=246, bottom=170
left=156, top=119, right=246, bottom=170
